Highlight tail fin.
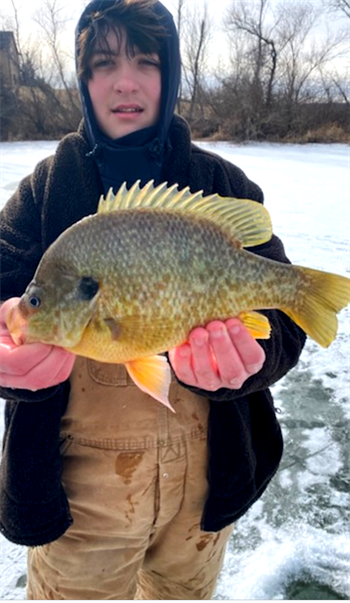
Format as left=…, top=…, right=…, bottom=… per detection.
left=282, top=266, right=350, bottom=348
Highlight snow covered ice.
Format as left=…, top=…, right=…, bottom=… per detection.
left=0, top=140, right=349, bottom=600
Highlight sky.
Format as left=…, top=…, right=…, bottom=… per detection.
left=0, top=0, right=232, bottom=30
left=0, top=0, right=233, bottom=72
left=1, top=0, right=345, bottom=44
left=1, top=0, right=348, bottom=79
left=0, top=0, right=339, bottom=25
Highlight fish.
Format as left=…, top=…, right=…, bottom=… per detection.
left=6, top=180, right=350, bottom=411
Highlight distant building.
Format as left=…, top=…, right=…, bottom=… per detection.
left=0, top=31, right=20, bottom=88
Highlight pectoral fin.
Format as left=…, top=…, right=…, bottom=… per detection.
left=103, top=317, right=122, bottom=340
left=125, top=355, right=175, bottom=412
left=238, top=311, right=271, bottom=339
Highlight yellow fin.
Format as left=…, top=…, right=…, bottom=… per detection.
left=284, top=267, right=350, bottom=348
left=238, top=311, right=271, bottom=339
left=125, top=355, right=175, bottom=412
left=98, top=180, right=272, bottom=248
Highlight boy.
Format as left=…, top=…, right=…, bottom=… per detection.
left=0, top=0, right=306, bottom=598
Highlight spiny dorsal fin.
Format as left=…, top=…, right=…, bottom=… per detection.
left=98, top=179, right=272, bottom=248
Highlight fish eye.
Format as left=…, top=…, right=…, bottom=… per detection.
left=25, top=284, right=42, bottom=310
left=78, top=277, right=99, bottom=301
left=28, top=295, right=41, bottom=308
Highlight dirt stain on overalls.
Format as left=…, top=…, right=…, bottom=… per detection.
left=115, top=452, right=144, bottom=485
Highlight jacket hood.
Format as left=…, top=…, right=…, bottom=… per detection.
left=75, top=0, right=181, bottom=192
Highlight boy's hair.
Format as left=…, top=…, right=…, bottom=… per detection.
left=78, top=0, right=167, bottom=81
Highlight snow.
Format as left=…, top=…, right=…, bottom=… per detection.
left=0, top=140, right=349, bottom=600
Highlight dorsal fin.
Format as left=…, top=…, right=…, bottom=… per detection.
left=98, top=179, right=272, bottom=248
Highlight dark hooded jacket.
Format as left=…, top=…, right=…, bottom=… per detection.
left=76, top=0, right=181, bottom=194
left=0, top=0, right=306, bottom=546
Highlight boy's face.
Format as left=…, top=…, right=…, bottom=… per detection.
left=87, top=30, right=161, bottom=140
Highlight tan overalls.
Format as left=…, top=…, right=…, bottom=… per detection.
left=27, top=358, right=233, bottom=600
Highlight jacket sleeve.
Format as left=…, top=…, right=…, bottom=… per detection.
left=0, top=384, right=73, bottom=546
left=0, top=161, right=50, bottom=299
left=0, top=158, right=67, bottom=404
left=0, top=163, right=73, bottom=545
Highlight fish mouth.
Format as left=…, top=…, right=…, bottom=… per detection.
left=6, top=304, right=28, bottom=345
left=5, top=300, right=87, bottom=349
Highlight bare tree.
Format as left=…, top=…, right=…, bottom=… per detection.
left=225, top=0, right=279, bottom=110
left=181, top=2, right=212, bottom=121
left=323, top=0, right=350, bottom=19
left=318, top=65, right=350, bottom=104
left=219, top=0, right=350, bottom=139
left=275, top=2, right=319, bottom=108
left=1, top=0, right=81, bottom=140
left=173, top=0, right=186, bottom=113
left=8, top=0, right=23, bottom=56
left=32, top=0, right=80, bottom=129
left=275, top=2, right=349, bottom=137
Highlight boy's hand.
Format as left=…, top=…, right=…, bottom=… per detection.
left=169, top=318, right=265, bottom=391
left=0, top=298, right=75, bottom=391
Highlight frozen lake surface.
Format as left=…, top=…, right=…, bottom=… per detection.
left=0, top=140, right=349, bottom=600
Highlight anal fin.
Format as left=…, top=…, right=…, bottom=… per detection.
left=238, top=311, right=271, bottom=339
